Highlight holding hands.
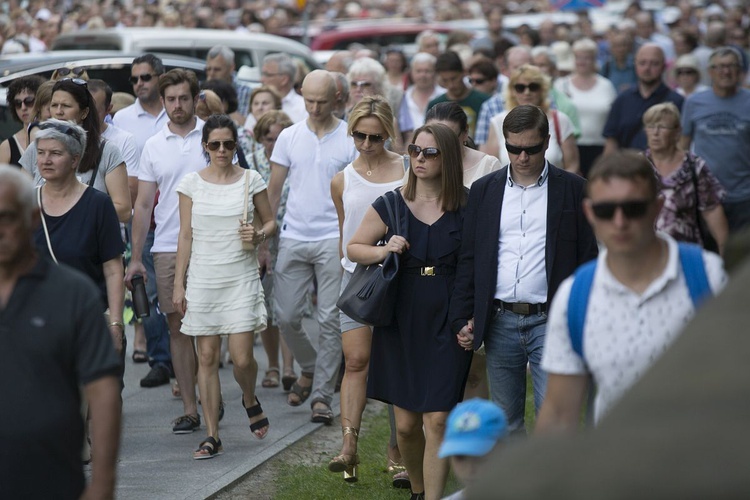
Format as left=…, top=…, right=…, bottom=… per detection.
left=457, top=318, right=475, bottom=351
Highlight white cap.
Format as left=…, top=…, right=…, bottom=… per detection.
left=35, top=8, right=52, bottom=21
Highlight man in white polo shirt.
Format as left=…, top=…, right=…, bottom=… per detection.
left=126, top=69, right=205, bottom=434
left=536, top=151, right=727, bottom=433
left=268, top=70, right=357, bottom=424
left=260, top=53, right=308, bottom=124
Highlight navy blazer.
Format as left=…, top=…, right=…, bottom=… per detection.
left=448, top=163, right=598, bottom=349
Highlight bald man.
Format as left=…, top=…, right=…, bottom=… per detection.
left=267, top=70, right=357, bottom=424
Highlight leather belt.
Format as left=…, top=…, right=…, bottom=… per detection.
left=493, top=300, right=547, bottom=315
left=402, top=266, right=454, bottom=276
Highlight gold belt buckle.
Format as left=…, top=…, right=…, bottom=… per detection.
left=514, top=303, right=530, bottom=315
left=421, top=266, right=435, bottom=276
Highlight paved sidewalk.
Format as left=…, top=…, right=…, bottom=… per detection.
left=111, top=317, right=338, bottom=499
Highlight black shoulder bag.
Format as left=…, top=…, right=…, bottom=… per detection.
left=337, top=190, right=404, bottom=327
left=686, top=153, right=719, bottom=253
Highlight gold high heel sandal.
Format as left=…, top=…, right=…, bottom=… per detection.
left=328, top=427, right=359, bottom=482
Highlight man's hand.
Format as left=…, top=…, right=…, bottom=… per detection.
left=457, top=318, right=475, bottom=351
left=124, top=260, right=147, bottom=289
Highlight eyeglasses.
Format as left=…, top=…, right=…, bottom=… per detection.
left=13, top=96, right=35, bottom=108
left=407, top=144, right=440, bottom=160
left=129, top=73, right=155, bottom=85
left=38, top=121, right=83, bottom=143
left=645, top=124, right=677, bottom=132
left=56, top=67, right=85, bottom=77
left=469, top=77, right=487, bottom=85
left=352, top=131, right=385, bottom=143
left=709, top=63, right=739, bottom=71
left=505, top=141, right=545, bottom=156
left=261, top=71, right=281, bottom=78
left=350, top=81, right=373, bottom=89
left=205, top=140, right=237, bottom=151
left=514, top=82, right=542, bottom=93
left=676, top=68, right=697, bottom=76
left=591, top=200, right=651, bottom=220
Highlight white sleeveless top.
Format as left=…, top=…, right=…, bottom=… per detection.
left=341, top=163, right=404, bottom=272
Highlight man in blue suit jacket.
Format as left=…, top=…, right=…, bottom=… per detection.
left=449, top=105, right=598, bottom=434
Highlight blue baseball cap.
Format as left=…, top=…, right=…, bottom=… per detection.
left=438, top=398, right=508, bottom=459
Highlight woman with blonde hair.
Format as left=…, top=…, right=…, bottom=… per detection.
left=328, top=95, right=406, bottom=482
left=482, top=64, right=580, bottom=175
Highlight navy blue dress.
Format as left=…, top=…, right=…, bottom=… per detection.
left=367, top=189, right=472, bottom=413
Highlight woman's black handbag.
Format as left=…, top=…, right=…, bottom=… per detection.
left=337, top=190, right=403, bottom=327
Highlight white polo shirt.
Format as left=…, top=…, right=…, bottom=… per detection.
left=282, top=90, right=308, bottom=124
left=495, top=163, right=549, bottom=304
left=138, top=118, right=206, bottom=252
left=270, top=119, right=357, bottom=241
left=102, top=124, right=139, bottom=177
left=112, top=99, right=168, bottom=155
left=542, top=233, right=727, bottom=423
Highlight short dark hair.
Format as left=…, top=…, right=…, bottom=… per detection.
left=468, top=58, right=499, bottom=80
left=201, top=114, right=237, bottom=161
left=87, top=79, right=113, bottom=109
left=7, top=75, right=45, bottom=122
left=435, top=51, right=464, bottom=73
left=502, top=104, right=549, bottom=140
left=159, top=69, right=200, bottom=99
left=587, top=149, right=660, bottom=200
left=425, top=101, right=469, bottom=136
left=201, top=79, right=239, bottom=114
left=132, top=53, right=165, bottom=75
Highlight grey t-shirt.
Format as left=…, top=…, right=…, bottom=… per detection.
left=20, top=139, right=124, bottom=194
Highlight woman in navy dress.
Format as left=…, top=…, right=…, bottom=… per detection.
left=348, top=123, right=471, bottom=500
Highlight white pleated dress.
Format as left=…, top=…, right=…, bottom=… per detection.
left=176, top=170, right=267, bottom=336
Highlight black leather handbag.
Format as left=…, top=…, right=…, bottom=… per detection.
left=337, top=190, right=404, bottom=327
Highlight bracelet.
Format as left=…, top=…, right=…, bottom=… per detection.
left=109, top=321, right=124, bottom=329
left=260, top=230, right=267, bottom=242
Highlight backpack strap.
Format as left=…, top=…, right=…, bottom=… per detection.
left=567, top=260, right=597, bottom=361
left=678, top=242, right=712, bottom=308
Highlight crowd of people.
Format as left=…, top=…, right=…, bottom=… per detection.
left=1, top=1, right=748, bottom=499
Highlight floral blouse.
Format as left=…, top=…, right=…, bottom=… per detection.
left=645, top=150, right=725, bottom=245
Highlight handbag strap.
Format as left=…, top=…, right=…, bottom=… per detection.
left=383, top=189, right=401, bottom=237
left=37, top=187, right=58, bottom=264
left=242, top=170, right=250, bottom=224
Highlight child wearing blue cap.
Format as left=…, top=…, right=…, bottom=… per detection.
left=438, top=398, right=508, bottom=500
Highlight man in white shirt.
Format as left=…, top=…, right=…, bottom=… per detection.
left=268, top=70, right=357, bottom=424
left=260, top=53, right=308, bottom=124
left=536, top=151, right=727, bottom=433
left=125, top=69, right=205, bottom=434
left=205, top=44, right=253, bottom=117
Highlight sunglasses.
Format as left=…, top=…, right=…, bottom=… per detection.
left=129, top=73, right=155, bottom=85
left=591, top=200, right=651, bottom=220
left=676, top=68, right=697, bottom=76
left=514, top=82, right=542, bottom=93
left=407, top=144, right=441, bottom=160
left=58, top=77, right=88, bottom=87
left=14, top=96, right=35, bottom=108
left=469, top=77, right=487, bottom=85
left=38, top=121, right=83, bottom=143
left=56, top=67, right=84, bottom=77
left=350, top=81, right=373, bottom=89
left=352, top=131, right=385, bottom=143
left=505, top=141, right=545, bottom=156
left=205, top=140, right=237, bottom=151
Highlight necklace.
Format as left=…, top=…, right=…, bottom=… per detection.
left=417, top=193, right=439, bottom=201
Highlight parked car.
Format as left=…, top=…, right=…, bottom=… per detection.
left=52, top=28, right=318, bottom=74
left=0, top=51, right=211, bottom=141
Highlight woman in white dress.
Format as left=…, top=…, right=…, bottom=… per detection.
left=173, top=114, right=276, bottom=460
left=482, top=64, right=580, bottom=175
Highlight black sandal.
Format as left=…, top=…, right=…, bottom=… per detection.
left=193, top=436, right=223, bottom=460
left=242, top=395, right=270, bottom=439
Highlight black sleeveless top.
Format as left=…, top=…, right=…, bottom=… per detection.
left=8, top=135, right=23, bottom=167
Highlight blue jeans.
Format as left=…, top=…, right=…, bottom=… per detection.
left=142, top=229, right=172, bottom=370
left=484, top=308, right=548, bottom=434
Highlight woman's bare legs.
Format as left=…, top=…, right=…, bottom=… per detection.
left=422, top=411, right=450, bottom=500
left=393, top=406, right=426, bottom=495
left=195, top=336, right=222, bottom=439
left=228, top=332, right=269, bottom=437
left=337, top=326, right=372, bottom=456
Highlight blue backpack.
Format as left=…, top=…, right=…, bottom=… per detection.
left=567, top=243, right=712, bottom=362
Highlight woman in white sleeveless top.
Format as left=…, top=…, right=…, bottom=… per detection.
left=329, top=96, right=406, bottom=482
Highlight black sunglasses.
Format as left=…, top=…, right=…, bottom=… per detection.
left=56, top=67, right=84, bottom=77
left=676, top=68, right=697, bottom=76
left=129, top=73, right=156, bottom=85
left=407, top=144, right=440, bottom=160
left=13, top=96, right=35, bottom=108
left=505, top=142, right=545, bottom=156
left=514, top=82, right=542, bottom=93
left=350, top=80, right=373, bottom=89
left=352, top=131, right=385, bottom=143
left=38, top=121, right=83, bottom=143
left=469, top=77, right=487, bottom=85
left=591, top=200, right=651, bottom=220
left=58, top=77, right=88, bottom=88
left=205, top=140, right=237, bottom=151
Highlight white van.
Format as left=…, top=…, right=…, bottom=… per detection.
left=52, top=28, right=318, bottom=75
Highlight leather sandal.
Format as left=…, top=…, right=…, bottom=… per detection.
left=262, top=368, right=280, bottom=388
left=193, top=436, right=223, bottom=460
left=282, top=372, right=297, bottom=392
left=328, top=427, right=359, bottom=482
left=310, top=398, right=334, bottom=426
left=242, top=395, right=270, bottom=439
left=287, top=372, right=313, bottom=406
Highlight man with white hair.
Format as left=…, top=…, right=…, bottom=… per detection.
left=400, top=52, right=444, bottom=134
left=206, top=44, right=253, bottom=116
left=261, top=53, right=308, bottom=123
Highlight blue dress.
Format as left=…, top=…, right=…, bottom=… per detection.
left=367, top=189, right=472, bottom=413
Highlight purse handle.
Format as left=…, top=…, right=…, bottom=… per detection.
left=242, top=169, right=250, bottom=224
left=37, top=186, right=59, bottom=264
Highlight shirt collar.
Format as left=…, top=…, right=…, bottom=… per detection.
left=164, top=116, right=205, bottom=138
left=507, top=160, right=549, bottom=188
